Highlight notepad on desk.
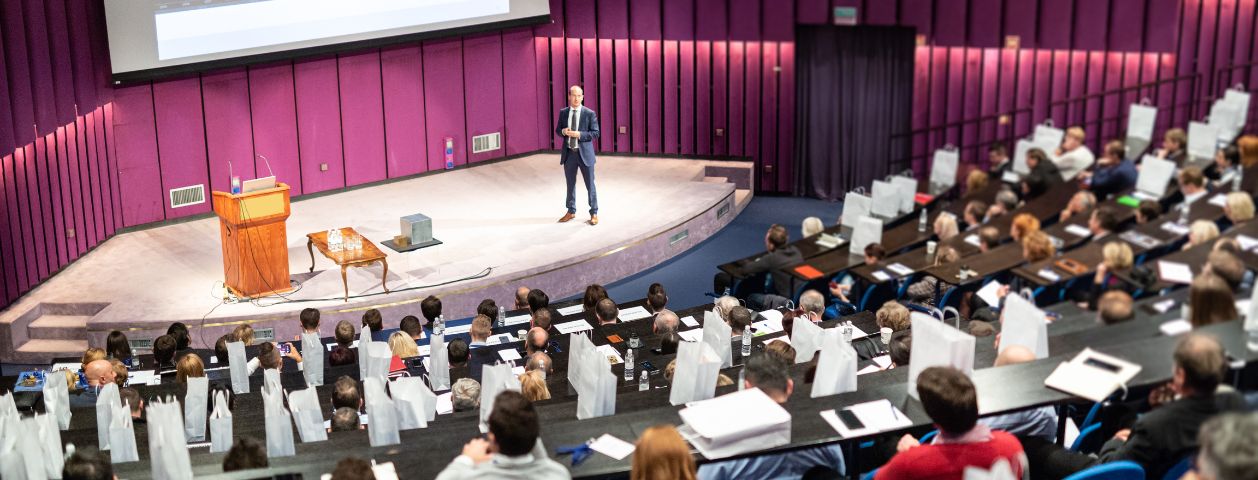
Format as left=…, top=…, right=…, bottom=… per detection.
left=794, top=264, right=825, bottom=280
left=872, top=270, right=892, bottom=282
left=680, top=315, right=699, bottom=327
left=1157, top=260, right=1194, bottom=284
left=820, top=399, right=912, bottom=438
left=619, top=306, right=653, bottom=321
left=504, top=314, right=531, bottom=326
left=554, top=319, right=593, bottom=334
left=976, top=280, right=1004, bottom=307
left=678, top=329, right=704, bottom=342
left=887, top=263, right=914, bottom=276
left=556, top=304, right=585, bottom=316
left=1064, top=224, right=1092, bottom=237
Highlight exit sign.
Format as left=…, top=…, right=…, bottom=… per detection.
left=834, top=6, right=858, bottom=26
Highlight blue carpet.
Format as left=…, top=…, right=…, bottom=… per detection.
left=596, top=195, right=841, bottom=309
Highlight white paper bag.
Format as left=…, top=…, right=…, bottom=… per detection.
left=890, top=175, right=918, bottom=213
left=390, top=377, right=435, bottom=429
left=1136, top=155, right=1176, bottom=198
left=364, top=377, right=400, bottom=447
left=1224, top=89, right=1251, bottom=130
left=1012, top=139, right=1035, bottom=175
left=791, top=317, right=825, bottom=364
left=701, top=313, right=733, bottom=369
left=999, top=295, right=1050, bottom=359
left=1188, top=121, right=1222, bottom=160
left=42, top=370, right=70, bottom=430
left=208, top=390, right=233, bottom=453
left=227, top=341, right=250, bottom=394
left=287, top=387, right=327, bottom=443
left=263, top=368, right=282, bottom=394
left=428, top=333, right=451, bottom=391
left=10, top=415, right=48, bottom=480
left=811, top=331, right=859, bottom=398
left=1127, top=104, right=1157, bottom=141
left=108, top=401, right=139, bottom=464
left=930, top=149, right=960, bottom=192
left=479, top=363, right=523, bottom=428
left=183, top=376, right=208, bottom=441
left=1034, top=124, right=1064, bottom=150
left=365, top=342, right=392, bottom=380
left=841, top=192, right=872, bottom=228
left=95, top=382, right=120, bottom=450
left=1210, top=101, right=1242, bottom=142
left=669, top=342, right=722, bottom=406
left=849, top=216, right=883, bottom=258
left=147, top=399, right=192, bottom=480
left=569, top=334, right=616, bottom=419
left=301, top=332, right=324, bottom=387
left=907, top=312, right=976, bottom=399
left=871, top=180, right=899, bottom=218
left=358, top=330, right=372, bottom=380
left=0, top=392, right=16, bottom=419
left=261, top=388, right=296, bottom=457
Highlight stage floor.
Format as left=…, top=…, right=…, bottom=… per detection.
left=1, top=154, right=749, bottom=359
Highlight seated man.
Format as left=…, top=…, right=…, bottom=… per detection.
left=451, top=378, right=481, bottom=412
left=514, top=286, right=531, bottom=310
left=646, top=283, right=668, bottom=314
left=653, top=308, right=679, bottom=335
left=468, top=315, right=492, bottom=348
left=62, top=446, right=112, bottom=480
left=829, top=244, right=887, bottom=315
left=153, top=334, right=178, bottom=373
left=798, top=289, right=826, bottom=322
left=400, top=315, right=425, bottom=341
left=525, top=352, right=552, bottom=376
left=979, top=346, right=1058, bottom=442
left=713, top=224, right=802, bottom=305
left=363, top=309, right=388, bottom=342
left=222, top=436, right=268, bottom=472
left=328, top=321, right=358, bottom=366
left=448, top=338, right=471, bottom=367
left=698, top=354, right=846, bottom=479
left=727, top=306, right=754, bottom=337
left=525, top=327, right=548, bottom=355
left=332, top=376, right=362, bottom=411
left=421, top=295, right=443, bottom=328
left=1193, top=412, right=1258, bottom=480
left=119, top=387, right=145, bottom=422
left=467, top=315, right=496, bottom=380
left=1097, top=290, right=1134, bottom=325
left=877, top=367, right=1026, bottom=479
left=594, top=298, right=619, bottom=325
left=1053, top=126, right=1095, bottom=181
left=436, top=391, right=570, bottom=479
left=329, top=407, right=363, bottom=432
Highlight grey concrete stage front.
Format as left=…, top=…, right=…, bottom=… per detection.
left=0, top=154, right=752, bottom=363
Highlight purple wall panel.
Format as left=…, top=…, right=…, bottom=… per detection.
left=203, top=70, right=255, bottom=194
left=647, top=40, right=663, bottom=154
left=7, top=149, right=31, bottom=292
left=1102, top=53, right=1125, bottom=142
left=64, top=124, right=87, bottom=255
left=680, top=41, right=696, bottom=155
left=864, top=0, right=898, bottom=26
left=1085, top=52, right=1106, bottom=134
left=968, top=0, right=1003, bottom=47
left=463, top=35, right=506, bottom=164
left=536, top=0, right=565, bottom=37
left=11, top=148, right=33, bottom=290
left=0, top=153, right=13, bottom=302
left=503, top=32, right=540, bottom=156
left=712, top=41, right=728, bottom=156
left=103, top=105, right=122, bottom=235
left=113, top=85, right=165, bottom=226
left=1073, top=0, right=1111, bottom=51
left=597, top=0, right=629, bottom=38
left=695, top=0, right=729, bottom=40
left=1038, top=0, right=1075, bottom=50
left=1196, top=0, right=1219, bottom=109
left=152, top=78, right=210, bottom=219
left=1048, top=52, right=1069, bottom=126
left=933, top=0, right=968, bottom=46
left=663, top=0, right=695, bottom=40
left=3, top=1, right=35, bottom=145
left=294, top=58, right=345, bottom=193
left=1215, top=0, right=1237, bottom=89
left=248, top=64, right=303, bottom=195
left=631, top=40, right=647, bottom=152
left=1067, top=53, right=1089, bottom=125
left=550, top=40, right=566, bottom=150
left=912, top=48, right=931, bottom=170
left=565, top=38, right=581, bottom=100
left=664, top=41, right=680, bottom=154
left=927, top=50, right=948, bottom=150
left=900, top=0, right=933, bottom=41
left=338, top=52, right=387, bottom=183
left=1146, top=0, right=1183, bottom=52
left=696, top=42, right=712, bottom=156
left=744, top=42, right=761, bottom=161
left=422, top=39, right=467, bottom=171
left=67, top=0, right=97, bottom=112
left=1175, top=0, right=1201, bottom=126
left=1032, top=52, right=1052, bottom=131
left=797, top=0, right=829, bottom=24
left=1004, top=0, right=1038, bottom=49
left=728, top=0, right=760, bottom=41
left=582, top=39, right=599, bottom=115
left=565, top=0, right=597, bottom=38
left=630, top=0, right=663, bottom=39
left=1232, top=0, right=1255, bottom=85
left=79, top=116, right=103, bottom=247
left=728, top=42, right=745, bottom=157
left=0, top=22, right=12, bottom=154
left=613, top=40, right=631, bottom=152
left=760, top=44, right=778, bottom=191
left=597, top=39, right=615, bottom=152
left=43, top=0, right=76, bottom=124
left=535, top=38, right=553, bottom=150
left=381, top=46, right=428, bottom=175
left=777, top=43, right=795, bottom=192
left=762, top=0, right=795, bottom=41
left=29, top=138, right=50, bottom=280
left=946, top=49, right=965, bottom=145
left=979, top=49, right=1000, bottom=152
left=21, top=0, right=56, bottom=135
left=50, top=129, right=70, bottom=264
left=1110, top=0, right=1148, bottom=51
left=962, top=50, right=982, bottom=159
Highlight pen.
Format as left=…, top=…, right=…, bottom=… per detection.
left=888, top=400, right=899, bottom=420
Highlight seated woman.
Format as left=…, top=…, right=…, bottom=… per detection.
left=1021, top=230, right=1056, bottom=263
left=1086, top=241, right=1134, bottom=310
left=933, top=213, right=959, bottom=242
left=1183, top=220, right=1220, bottom=250
left=1190, top=271, right=1236, bottom=328
left=1223, top=191, right=1255, bottom=229
left=1010, top=213, right=1041, bottom=243
left=386, top=331, right=417, bottom=378
left=905, top=246, right=961, bottom=307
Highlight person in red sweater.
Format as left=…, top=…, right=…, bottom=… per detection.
left=875, top=367, right=1027, bottom=480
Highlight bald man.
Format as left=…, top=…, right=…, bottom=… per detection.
left=85, top=359, right=118, bottom=388
left=653, top=309, right=680, bottom=335
left=980, top=345, right=1058, bottom=441
left=525, top=327, right=549, bottom=355
left=556, top=84, right=601, bottom=225
left=514, top=287, right=531, bottom=310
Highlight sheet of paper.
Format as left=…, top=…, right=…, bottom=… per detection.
left=678, top=329, right=704, bottom=342
left=1238, top=235, right=1258, bottom=252
left=680, top=316, right=699, bottom=328
left=1159, top=319, right=1192, bottom=336
left=589, top=433, right=636, bottom=460
left=417, top=345, right=431, bottom=357
left=594, top=344, right=624, bottom=365
left=1001, top=170, right=1020, bottom=184
left=1209, top=193, right=1229, bottom=208
left=964, top=234, right=981, bottom=247
left=557, top=304, right=585, bottom=316
left=498, top=349, right=522, bottom=362
left=1151, top=298, right=1177, bottom=313
left=887, top=263, right=914, bottom=276
left=486, top=333, right=516, bottom=346
left=209, top=356, right=218, bottom=364
left=752, top=320, right=783, bottom=336
left=872, top=271, right=892, bottom=282
left=619, top=306, right=653, bottom=322
left=436, top=392, right=453, bottom=414
left=820, top=399, right=912, bottom=438
left=1160, top=222, right=1190, bottom=236
left=871, top=355, right=892, bottom=368
left=1130, top=190, right=1159, bottom=201
left=554, top=319, right=593, bottom=334
left=443, top=323, right=472, bottom=335
left=857, top=364, right=882, bottom=375
left=976, top=281, right=1004, bottom=307
left=504, top=314, right=531, bottom=326
left=127, top=370, right=157, bottom=387
left=1157, top=260, right=1194, bottom=285
left=1037, top=269, right=1061, bottom=282
left=1064, top=224, right=1092, bottom=237
left=512, top=366, right=525, bottom=376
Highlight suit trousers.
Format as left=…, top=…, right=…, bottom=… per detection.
left=564, top=156, right=598, bottom=215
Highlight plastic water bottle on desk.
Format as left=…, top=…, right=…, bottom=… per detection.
left=434, top=315, right=445, bottom=336
left=639, top=370, right=649, bottom=391
left=741, top=327, right=752, bottom=357
left=497, top=306, right=506, bottom=328
left=842, top=321, right=853, bottom=343
left=624, top=348, right=635, bottom=381
left=1179, top=204, right=1190, bottom=225
left=918, top=209, right=928, bottom=232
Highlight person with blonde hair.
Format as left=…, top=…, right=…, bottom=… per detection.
left=966, top=169, right=989, bottom=197
left=876, top=301, right=911, bottom=332
left=1010, top=213, right=1041, bottom=242
left=1053, top=126, right=1095, bottom=180
left=801, top=216, right=824, bottom=238
left=1021, top=231, right=1055, bottom=262
left=1185, top=220, right=1220, bottom=250
left=1087, top=241, right=1134, bottom=310
left=1156, top=127, right=1188, bottom=164
left=631, top=425, right=697, bottom=480
left=906, top=246, right=961, bottom=306
left=387, top=331, right=419, bottom=358
left=933, top=213, right=959, bottom=242
left=518, top=370, right=551, bottom=402
left=1224, top=191, right=1255, bottom=224
left=81, top=347, right=106, bottom=372
left=233, top=324, right=255, bottom=346
left=176, top=353, right=205, bottom=385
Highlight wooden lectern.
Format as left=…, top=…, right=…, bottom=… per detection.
left=212, top=183, right=294, bottom=298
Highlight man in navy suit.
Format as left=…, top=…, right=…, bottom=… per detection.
left=556, top=85, right=601, bottom=225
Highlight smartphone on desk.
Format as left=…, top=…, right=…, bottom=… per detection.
left=641, top=360, right=657, bottom=373
left=837, top=409, right=866, bottom=430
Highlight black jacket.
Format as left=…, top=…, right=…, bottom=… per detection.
left=1097, top=391, right=1246, bottom=479
left=743, top=245, right=804, bottom=298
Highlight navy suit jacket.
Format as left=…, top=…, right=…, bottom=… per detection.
left=556, top=106, right=600, bottom=166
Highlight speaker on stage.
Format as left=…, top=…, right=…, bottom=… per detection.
left=384, top=212, right=443, bottom=252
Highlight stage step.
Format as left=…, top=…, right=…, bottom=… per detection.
left=702, top=176, right=729, bottom=184
left=27, top=314, right=91, bottom=341
left=13, top=339, right=89, bottom=364
left=734, top=189, right=753, bottom=212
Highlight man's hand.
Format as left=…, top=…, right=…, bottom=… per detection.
left=283, top=342, right=303, bottom=363
left=1112, top=429, right=1131, bottom=442
left=896, top=434, right=921, bottom=452
left=565, top=130, right=581, bottom=138
left=461, top=438, right=493, bottom=464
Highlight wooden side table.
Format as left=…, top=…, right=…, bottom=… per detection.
left=307, top=228, right=389, bottom=301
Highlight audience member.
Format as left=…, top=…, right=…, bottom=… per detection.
left=421, top=295, right=443, bottom=326
left=594, top=298, right=619, bottom=325
left=62, top=446, right=112, bottom=480
left=1192, top=412, right=1258, bottom=480
left=830, top=243, right=886, bottom=309
left=82, top=347, right=106, bottom=372
left=400, top=315, right=424, bottom=341
left=801, top=216, right=824, bottom=238
left=527, top=289, right=550, bottom=314
left=646, top=283, right=668, bottom=314
left=1022, top=230, right=1055, bottom=262
left=532, top=307, right=553, bottom=332
left=933, top=213, right=959, bottom=242
left=798, top=289, right=825, bottom=321
left=110, top=359, right=127, bottom=388
left=250, top=341, right=301, bottom=375
left=888, top=332, right=912, bottom=368
left=153, top=334, right=178, bottom=370
left=986, top=189, right=1019, bottom=221
left=435, top=391, right=569, bottom=479
left=1136, top=199, right=1162, bottom=224
left=907, top=246, right=960, bottom=306
left=176, top=353, right=205, bottom=385
left=631, top=426, right=697, bottom=480
left=713, top=224, right=802, bottom=302
left=727, top=306, right=753, bottom=336
left=233, top=324, right=255, bottom=346
left=214, top=334, right=232, bottom=365
left=119, top=387, right=144, bottom=419
left=84, top=359, right=117, bottom=394
left=1224, top=191, right=1255, bottom=225
left=168, top=322, right=191, bottom=351
left=467, top=315, right=497, bottom=379
left=1088, top=206, right=1120, bottom=239
left=106, top=330, right=132, bottom=365
left=469, top=315, right=492, bottom=347
left=762, top=340, right=796, bottom=365
left=330, top=407, right=363, bottom=432
left=477, top=298, right=499, bottom=321
left=519, top=370, right=551, bottom=402
left=526, top=352, right=553, bottom=375
left=977, top=226, right=1001, bottom=253
left=515, top=286, right=531, bottom=310
left=1097, top=290, right=1135, bottom=325
left=1085, top=140, right=1137, bottom=200
left=222, top=436, right=268, bottom=472
left=332, top=375, right=362, bottom=411
left=1058, top=191, right=1096, bottom=223
left=1178, top=167, right=1209, bottom=208
left=299, top=307, right=320, bottom=335
left=1190, top=272, right=1237, bottom=328
left=329, top=321, right=358, bottom=366
left=653, top=308, right=679, bottom=335
left=526, top=327, right=549, bottom=355
left=987, top=143, right=1011, bottom=178
left=1204, top=250, right=1245, bottom=292
left=876, top=301, right=911, bottom=333
left=980, top=346, right=1058, bottom=442
left=1054, top=126, right=1095, bottom=180
left=582, top=284, right=609, bottom=312
left=387, top=331, right=419, bottom=358
left=963, top=200, right=988, bottom=230
left=448, top=338, right=470, bottom=367
left=331, top=457, right=376, bottom=480
left=1022, top=148, right=1063, bottom=198
left=1186, top=220, right=1221, bottom=250
left=1209, top=145, right=1242, bottom=187
left=1010, top=213, right=1041, bottom=242
left=658, top=332, right=681, bottom=355
left=362, top=308, right=384, bottom=340
left=1156, top=127, right=1188, bottom=164
left=876, top=367, right=1026, bottom=479
left=967, top=169, right=990, bottom=197
left=451, top=378, right=481, bottom=412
